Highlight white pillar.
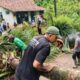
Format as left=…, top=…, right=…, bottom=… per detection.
left=28, top=12, right=31, bottom=22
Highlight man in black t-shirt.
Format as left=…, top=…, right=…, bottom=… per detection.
left=15, top=26, right=61, bottom=80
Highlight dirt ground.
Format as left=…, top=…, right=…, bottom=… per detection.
left=52, top=53, right=80, bottom=70
left=40, top=53, right=80, bottom=80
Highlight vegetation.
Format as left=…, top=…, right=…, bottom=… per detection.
left=0, top=22, right=63, bottom=78
left=0, top=0, right=80, bottom=79
left=34, top=0, right=80, bottom=35
left=34, top=0, right=80, bottom=53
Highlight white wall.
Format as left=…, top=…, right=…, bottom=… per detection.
left=0, top=7, right=17, bottom=26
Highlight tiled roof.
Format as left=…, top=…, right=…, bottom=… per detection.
left=0, top=0, right=44, bottom=12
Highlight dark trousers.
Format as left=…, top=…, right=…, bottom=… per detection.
left=3, top=25, right=7, bottom=30
left=72, top=52, right=80, bottom=60
left=37, top=21, right=42, bottom=34
left=37, top=27, right=42, bottom=34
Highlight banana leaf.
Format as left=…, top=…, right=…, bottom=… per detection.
left=0, top=71, right=12, bottom=79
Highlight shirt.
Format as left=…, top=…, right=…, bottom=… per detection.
left=74, top=36, right=80, bottom=52
left=16, top=36, right=50, bottom=80
left=14, top=37, right=27, bottom=50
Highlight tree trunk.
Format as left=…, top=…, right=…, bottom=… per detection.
left=41, top=67, right=80, bottom=80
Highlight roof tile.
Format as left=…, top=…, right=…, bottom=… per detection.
left=0, top=0, right=44, bottom=12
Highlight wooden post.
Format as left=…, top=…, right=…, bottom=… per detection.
left=54, top=0, right=57, bottom=17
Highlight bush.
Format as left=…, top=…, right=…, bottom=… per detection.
left=10, top=23, right=38, bottom=44
left=62, top=47, right=71, bottom=54
left=47, top=46, right=61, bottom=61
left=11, top=27, right=22, bottom=37
left=22, top=21, right=30, bottom=30
left=53, top=15, right=74, bottom=37
left=73, top=17, right=80, bottom=31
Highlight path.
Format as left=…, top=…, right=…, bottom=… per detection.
left=40, top=53, right=80, bottom=80
left=53, top=53, right=74, bottom=69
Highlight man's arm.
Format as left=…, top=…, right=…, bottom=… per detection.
left=33, top=60, right=54, bottom=72
left=73, top=39, right=78, bottom=49
left=33, top=45, right=54, bottom=72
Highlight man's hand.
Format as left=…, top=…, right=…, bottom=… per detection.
left=33, top=60, right=56, bottom=72
left=55, top=39, right=64, bottom=49
left=43, top=63, right=56, bottom=72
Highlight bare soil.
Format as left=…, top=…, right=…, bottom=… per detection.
left=40, top=53, right=80, bottom=80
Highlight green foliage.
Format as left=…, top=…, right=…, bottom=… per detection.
left=35, top=0, right=80, bottom=33
left=53, top=15, right=73, bottom=37
left=10, top=27, right=23, bottom=38
left=34, top=0, right=43, bottom=6
left=47, top=46, right=61, bottom=60
left=22, top=21, right=30, bottom=30
left=73, top=17, right=80, bottom=31
left=62, top=47, right=71, bottom=54
left=57, top=0, right=80, bottom=17
left=44, top=4, right=54, bottom=26
left=10, top=22, right=38, bottom=44
left=22, top=27, right=38, bottom=44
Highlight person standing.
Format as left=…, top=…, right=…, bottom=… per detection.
left=36, top=14, right=44, bottom=34
left=15, top=26, right=61, bottom=80
left=72, top=32, right=80, bottom=68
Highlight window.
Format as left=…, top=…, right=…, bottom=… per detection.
left=6, top=10, right=10, bottom=14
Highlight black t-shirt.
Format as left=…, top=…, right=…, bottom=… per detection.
left=16, top=36, right=50, bottom=80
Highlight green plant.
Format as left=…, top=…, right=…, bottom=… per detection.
left=10, top=23, right=38, bottom=44
left=53, top=15, right=74, bottom=37
left=73, top=17, right=80, bottom=31
left=62, top=47, right=71, bottom=54
left=47, top=46, right=61, bottom=61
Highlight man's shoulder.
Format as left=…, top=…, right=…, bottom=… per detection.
left=34, top=35, right=48, bottom=43
left=34, top=35, right=44, bottom=39
left=29, top=35, right=49, bottom=48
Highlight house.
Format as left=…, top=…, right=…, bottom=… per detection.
left=0, top=0, right=44, bottom=26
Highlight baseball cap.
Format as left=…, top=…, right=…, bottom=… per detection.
left=46, top=26, right=60, bottom=38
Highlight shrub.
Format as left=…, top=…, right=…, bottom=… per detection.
left=47, top=46, right=61, bottom=61
left=10, top=23, right=38, bottom=44
left=53, top=15, right=74, bottom=37
left=73, top=17, right=80, bottom=31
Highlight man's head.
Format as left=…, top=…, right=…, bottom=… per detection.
left=46, top=26, right=60, bottom=42
left=55, top=36, right=64, bottom=49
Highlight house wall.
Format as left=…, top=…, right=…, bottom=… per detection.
left=0, top=7, right=44, bottom=25
left=0, top=7, right=17, bottom=26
